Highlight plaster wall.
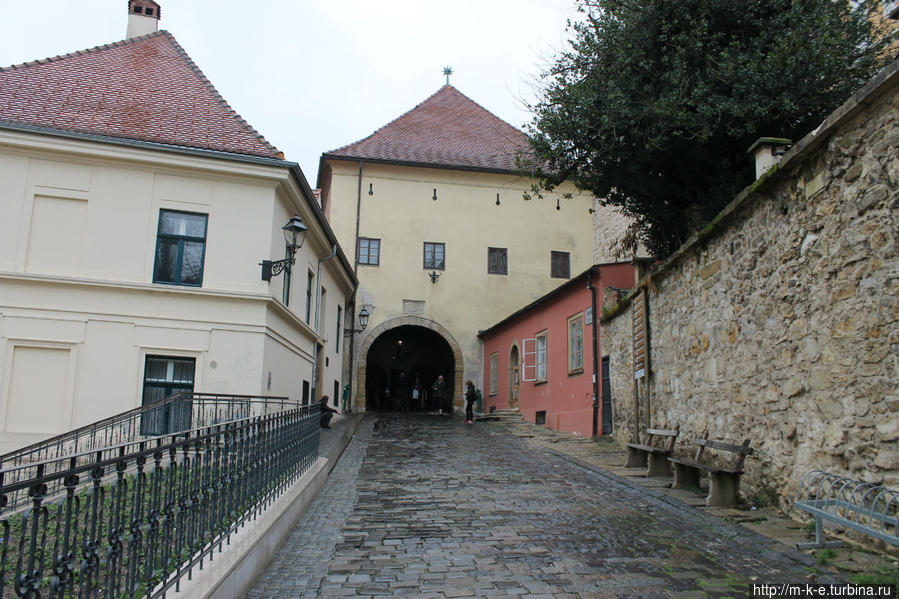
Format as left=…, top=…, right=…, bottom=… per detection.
left=323, top=160, right=612, bottom=406
left=0, top=132, right=354, bottom=452
left=600, top=61, right=899, bottom=505
left=481, top=264, right=634, bottom=436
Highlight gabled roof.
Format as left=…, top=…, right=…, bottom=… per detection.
left=323, top=85, right=531, bottom=174
left=0, top=31, right=282, bottom=159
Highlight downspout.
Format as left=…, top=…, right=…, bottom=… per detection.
left=311, top=243, right=338, bottom=402
left=345, top=160, right=363, bottom=411
left=353, top=161, right=362, bottom=275
left=586, top=267, right=600, bottom=439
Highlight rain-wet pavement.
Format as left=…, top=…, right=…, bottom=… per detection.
left=246, top=413, right=822, bottom=598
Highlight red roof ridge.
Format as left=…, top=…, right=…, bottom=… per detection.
left=0, top=30, right=284, bottom=160
left=157, top=32, right=282, bottom=158
left=327, top=84, right=528, bottom=159
left=0, top=30, right=166, bottom=73
left=327, top=85, right=452, bottom=155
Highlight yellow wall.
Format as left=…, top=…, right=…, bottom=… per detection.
left=323, top=159, right=601, bottom=404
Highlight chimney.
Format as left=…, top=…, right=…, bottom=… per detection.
left=126, top=0, right=161, bottom=38
left=748, top=137, right=792, bottom=180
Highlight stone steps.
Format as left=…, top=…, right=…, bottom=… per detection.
left=475, top=408, right=523, bottom=423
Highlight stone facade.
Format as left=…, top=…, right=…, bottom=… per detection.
left=601, top=59, right=899, bottom=507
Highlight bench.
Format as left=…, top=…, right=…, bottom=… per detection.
left=795, top=469, right=899, bottom=550
left=668, top=436, right=753, bottom=507
left=625, top=427, right=679, bottom=477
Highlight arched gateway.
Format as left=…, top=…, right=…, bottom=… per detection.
left=354, top=316, right=464, bottom=413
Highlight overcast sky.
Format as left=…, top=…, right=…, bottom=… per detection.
left=0, top=0, right=578, bottom=186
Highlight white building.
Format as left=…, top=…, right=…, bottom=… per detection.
left=0, top=1, right=355, bottom=452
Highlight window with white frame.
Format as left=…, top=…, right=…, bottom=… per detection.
left=568, top=313, right=584, bottom=373
left=535, top=331, right=547, bottom=382
left=489, top=352, right=498, bottom=395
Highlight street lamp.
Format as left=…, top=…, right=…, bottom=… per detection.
left=261, top=215, right=308, bottom=281
left=344, top=306, right=370, bottom=336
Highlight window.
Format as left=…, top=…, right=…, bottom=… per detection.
left=154, top=210, right=207, bottom=286
left=141, top=355, right=195, bottom=435
left=357, top=238, right=380, bottom=266
left=568, top=314, right=584, bottom=374
left=488, top=247, right=507, bottom=275
left=145, top=7, right=154, bottom=15
left=489, top=353, right=498, bottom=395
left=551, top=251, right=570, bottom=279
left=423, top=242, right=445, bottom=269
left=302, top=380, right=310, bottom=404
left=336, top=305, right=342, bottom=353
left=142, top=356, right=195, bottom=403
left=305, top=271, right=314, bottom=324
left=535, top=331, right=547, bottom=382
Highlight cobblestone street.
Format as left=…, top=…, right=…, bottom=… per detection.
left=247, top=414, right=819, bottom=598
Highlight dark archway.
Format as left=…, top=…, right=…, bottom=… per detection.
left=364, top=325, right=455, bottom=412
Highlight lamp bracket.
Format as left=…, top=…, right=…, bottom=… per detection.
left=260, top=255, right=295, bottom=281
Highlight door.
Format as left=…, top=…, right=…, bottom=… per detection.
left=508, top=345, right=520, bottom=409
left=601, top=356, right=613, bottom=434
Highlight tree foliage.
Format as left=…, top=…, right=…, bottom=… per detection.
left=525, top=0, right=892, bottom=257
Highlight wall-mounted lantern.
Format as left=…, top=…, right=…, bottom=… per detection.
left=343, top=306, right=370, bottom=337
left=261, top=215, right=308, bottom=281
left=429, top=270, right=441, bottom=283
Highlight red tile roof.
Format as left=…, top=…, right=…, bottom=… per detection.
left=0, top=31, right=282, bottom=159
left=324, top=85, right=531, bottom=173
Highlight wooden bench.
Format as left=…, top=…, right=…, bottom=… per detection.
left=668, top=437, right=753, bottom=507
left=624, top=427, right=679, bottom=477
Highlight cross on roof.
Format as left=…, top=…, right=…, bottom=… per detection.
left=443, top=66, right=453, bottom=85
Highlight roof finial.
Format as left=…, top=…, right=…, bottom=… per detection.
left=443, top=66, right=453, bottom=86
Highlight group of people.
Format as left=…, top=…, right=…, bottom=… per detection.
left=385, top=373, right=449, bottom=413
left=318, top=375, right=480, bottom=428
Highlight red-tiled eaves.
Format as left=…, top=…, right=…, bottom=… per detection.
left=0, top=31, right=282, bottom=159
left=323, top=85, right=533, bottom=174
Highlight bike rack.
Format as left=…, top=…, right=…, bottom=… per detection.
left=795, top=469, right=899, bottom=549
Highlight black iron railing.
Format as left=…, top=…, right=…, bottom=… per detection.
left=0, top=403, right=320, bottom=598
left=0, top=393, right=297, bottom=511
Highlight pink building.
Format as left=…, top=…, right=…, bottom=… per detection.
left=479, top=263, right=635, bottom=437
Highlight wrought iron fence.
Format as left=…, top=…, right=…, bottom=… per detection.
left=0, top=402, right=320, bottom=598
left=0, top=393, right=297, bottom=511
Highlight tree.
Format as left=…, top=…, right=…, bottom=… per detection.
left=525, top=0, right=892, bottom=258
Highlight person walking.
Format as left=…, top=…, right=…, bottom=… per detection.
left=464, top=380, right=477, bottom=424
left=432, top=375, right=447, bottom=414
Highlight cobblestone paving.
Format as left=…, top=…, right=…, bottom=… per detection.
left=247, top=414, right=815, bottom=598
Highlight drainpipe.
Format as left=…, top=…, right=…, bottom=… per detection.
left=354, top=161, right=363, bottom=274
left=586, top=267, right=600, bottom=439
left=311, top=243, right=338, bottom=403
left=344, top=160, right=364, bottom=411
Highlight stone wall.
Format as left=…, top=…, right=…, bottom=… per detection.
left=600, top=59, right=899, bottom=506
left=593, top=200, right=640, bottom=263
